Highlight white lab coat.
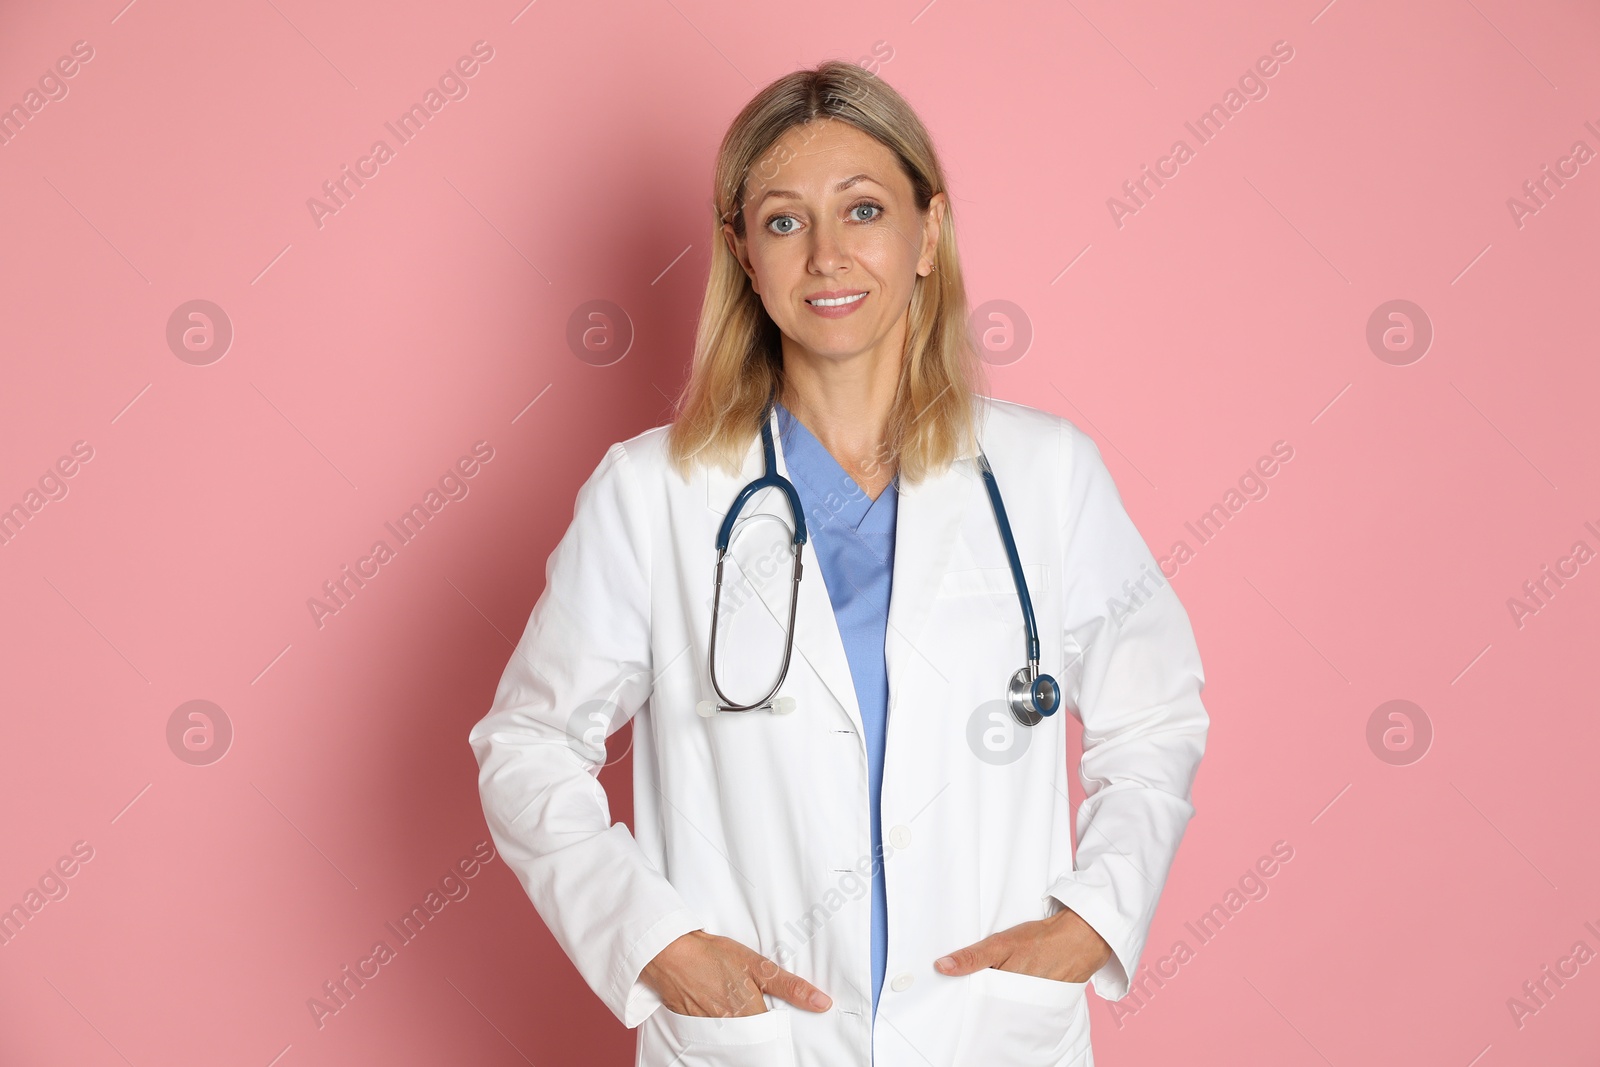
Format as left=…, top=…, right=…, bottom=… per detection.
left=469, top=395, right=1208, bottom=1067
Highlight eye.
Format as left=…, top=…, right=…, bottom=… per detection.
left=763, top=200, right=884, bottom=236
left=849, top=200, right=884, bottom=222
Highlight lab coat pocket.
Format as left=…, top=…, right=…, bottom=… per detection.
left=967, top=966, right=1092, bottom=1066
left=936, top=563, right=1048, bottom=600
left=642, top=1004, right=796, bottom=1067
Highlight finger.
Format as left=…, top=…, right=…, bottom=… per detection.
left=751, top=957, right=833, bottom=1012
left=715, top=971, right=770, bottom=1017
left=935, top=935, right=1005, bottom=976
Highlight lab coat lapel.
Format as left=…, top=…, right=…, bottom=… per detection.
left=704, top=408, right=866, bottom=745
left=883, top=439, right=979, bottom=714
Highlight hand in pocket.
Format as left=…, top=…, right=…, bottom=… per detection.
left=935, top=906, right=1113, bottom=983
left=641, top=929, right=834, bottom=1018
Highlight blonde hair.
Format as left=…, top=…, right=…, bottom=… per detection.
left=665, top=59, right=988, bottom=486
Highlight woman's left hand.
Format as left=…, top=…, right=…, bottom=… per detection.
left=934, top=907, right=1112, bottom=984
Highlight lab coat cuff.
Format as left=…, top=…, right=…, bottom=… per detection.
left=1043, top=878, right=1134, bottom=1001
left=614, top=906, right=705, bottom=1028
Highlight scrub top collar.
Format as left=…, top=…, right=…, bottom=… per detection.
left=774, top=400, right=899, bottom=541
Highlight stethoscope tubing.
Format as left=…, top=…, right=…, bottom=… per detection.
left=705, top=393, right=1059, bottom=725
left=707, top=409, right=809, bottom=713
left=975, top=451, right=1041, bottom=668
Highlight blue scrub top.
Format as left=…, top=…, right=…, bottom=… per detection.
left=774, top=402, right=897, bottom=1028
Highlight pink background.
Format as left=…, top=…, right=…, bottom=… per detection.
left=2, top=0, right=1597, bottom=1063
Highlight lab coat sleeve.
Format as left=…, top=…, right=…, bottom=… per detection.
left=1043, top=422, right=1209, bottom=1002
left=468, top=441, right=704, bottom=1028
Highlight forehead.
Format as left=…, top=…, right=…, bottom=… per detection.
left=749, top=120, right=906, bottom=197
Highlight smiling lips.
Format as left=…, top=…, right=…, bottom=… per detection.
left=805, top=290, right=867, bottom=318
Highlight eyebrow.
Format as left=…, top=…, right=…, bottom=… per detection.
left=753, top=173, right=882, bottom=207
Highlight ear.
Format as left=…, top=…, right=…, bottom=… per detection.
left=918, top=192, right=947, bottom=276
left=722, top=221, right=759, bottom=294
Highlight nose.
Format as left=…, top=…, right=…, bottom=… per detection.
left=807, top=217, right=850, bottom=275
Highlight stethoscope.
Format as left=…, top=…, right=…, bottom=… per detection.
left=698, top=394, right=1061, bottom=727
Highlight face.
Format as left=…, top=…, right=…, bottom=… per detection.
left=723, top=120, right=945, bottom=374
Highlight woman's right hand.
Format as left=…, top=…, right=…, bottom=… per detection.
left=639, top=929, right=833, bottom=1017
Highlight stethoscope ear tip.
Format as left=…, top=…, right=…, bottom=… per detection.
left=696, top=700, right=719, bottom=718
left=772, top=696, right=797, bottom=715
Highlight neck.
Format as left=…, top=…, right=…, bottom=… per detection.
left=777, top=353, right=901, bottom=488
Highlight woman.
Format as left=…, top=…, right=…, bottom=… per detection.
left=470, top=60, right=1208, bottom=1067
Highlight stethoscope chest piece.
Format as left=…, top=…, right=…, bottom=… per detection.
left=1007, top=666, right=1061, bottom=727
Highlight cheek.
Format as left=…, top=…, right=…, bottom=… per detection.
left=750, top=262, right=795, bottom=319
left=859, top=232, right=919, bottom=287
left=748, top=242, right=800, bottom=300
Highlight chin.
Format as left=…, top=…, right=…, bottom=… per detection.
left=798, top=337, right=874, bottom=362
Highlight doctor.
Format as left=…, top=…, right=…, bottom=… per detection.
left=470, top=61, right=1208, bottom=1067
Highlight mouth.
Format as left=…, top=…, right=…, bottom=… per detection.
left=806, top=292, right=870, bottom=308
